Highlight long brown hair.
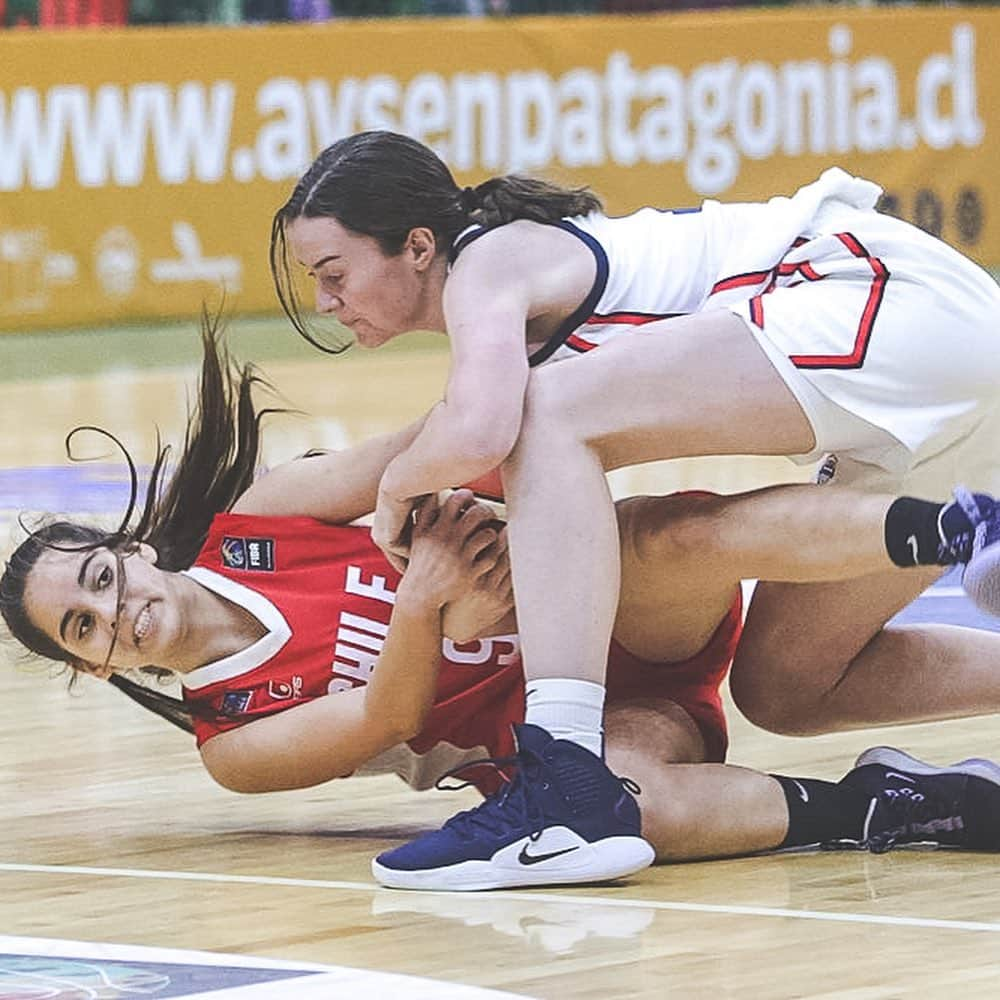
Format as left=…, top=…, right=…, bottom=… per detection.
left=0, top=307, right=275, bottom=732
left=270, top=129, right=603, bottom=353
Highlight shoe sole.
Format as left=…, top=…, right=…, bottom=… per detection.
left=854, top=745, right=1000, bottom=785
left=372, top=836, right=655, bottom=892
left=963, top=543, right=1000, bottom=618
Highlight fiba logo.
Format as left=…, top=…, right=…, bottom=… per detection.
left=220, top=535, right=275, bottom=571
left=220, top=536, right=247, bottom=568
left=94, top=226, right=140, bottom=298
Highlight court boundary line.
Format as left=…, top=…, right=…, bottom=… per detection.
left=2, top=861, right=998, bottom=933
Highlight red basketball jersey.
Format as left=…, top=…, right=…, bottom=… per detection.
left=182, top=512, right=738, bottom=794
left=182, top=513, right=525, bottom=792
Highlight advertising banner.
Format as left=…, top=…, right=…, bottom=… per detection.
left=0, top=8, right=995, bottom=330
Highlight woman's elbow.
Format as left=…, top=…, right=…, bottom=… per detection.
left=455, top=413, right=520, bottom=471
left=202, top=760, right=261, bottom=794
left=378, top=707, right=430, bottom=748
left=200, top=742, right=273, bottom=794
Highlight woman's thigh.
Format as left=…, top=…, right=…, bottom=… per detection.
left=613, top=494, right=742, bottom=663
left=525, top=310, right=816, bottom=469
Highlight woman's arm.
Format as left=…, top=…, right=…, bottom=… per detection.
left=373, top=288, right=529, bottom=561
left=199, top=491, right=501, bottom=793
left=230, top=414, right=428, bottom=523
left=441, top=523, right=515, bottom=642
left=373, top=224, right=594, bottom=562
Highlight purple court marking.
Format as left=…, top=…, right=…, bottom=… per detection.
left=0, top=465, right=152, bottom=515
left=890, top=566, right=1000, bottom=632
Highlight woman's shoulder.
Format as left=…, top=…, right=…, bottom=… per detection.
left=449, top=218, right=604, bottom=285
left=197, top=512, right=371, bottom=559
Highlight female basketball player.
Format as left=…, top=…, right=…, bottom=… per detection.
left=5, top=315, right=1000, bottom=891
left=271, top=130, right=1000, bottom=887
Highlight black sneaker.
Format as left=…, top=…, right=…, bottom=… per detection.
left=829, top=746, right=1000, bottom=854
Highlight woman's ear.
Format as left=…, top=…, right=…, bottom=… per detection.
left=136, top=542, right=159, bottom=565
left=405, top=227, right=438, bottom=271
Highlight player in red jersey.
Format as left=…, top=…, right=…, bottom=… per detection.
left=4, top=315, right=1000, bottom=889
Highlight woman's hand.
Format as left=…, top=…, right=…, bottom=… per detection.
left=442, top=524, right=514, bottom=643
left=373, top=488, right=421, bottom=573
left=399, top=490, right=503, bottom=612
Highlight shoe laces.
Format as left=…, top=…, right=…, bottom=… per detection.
left=940, top=486, right=990, bottom=563
left=433, top=749, right=548, bottom=841
left=431, top=749, right=644, bottom=842
left=864, top=785, right=963, bottom=854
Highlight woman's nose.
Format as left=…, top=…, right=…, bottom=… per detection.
left=95, top=590, right=118, bottom=634
left=315, top=287, right=342, bottom=316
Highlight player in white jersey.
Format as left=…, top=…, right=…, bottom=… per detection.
left=272, top=131, right=1000, bottom=889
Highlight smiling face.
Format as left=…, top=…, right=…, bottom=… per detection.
left=22, top=544, right=183, bottom=675
left=286, top=216, right=445, bottom=348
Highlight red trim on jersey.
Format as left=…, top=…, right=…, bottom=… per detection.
left=587, top=311, right=675, bottom=325
left=749, top=295, right=764, bottom=328
left=789, top=232, right=888, bottom=370
left=566, top=333, right=598, bottom=353
left=710, top=270, right=773, bottom=295
left=777, top=260, right=823, bottom=282
left=712, top=237, right=811, bottom=297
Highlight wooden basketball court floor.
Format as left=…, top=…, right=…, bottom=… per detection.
left=1, top=318, right=999, bottom=999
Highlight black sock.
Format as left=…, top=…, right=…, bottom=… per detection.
left=772, top=774, right=872, bottom=847
left=885, top=494, right=994, bottom=567
left=884, top=497, right=946, bottom=567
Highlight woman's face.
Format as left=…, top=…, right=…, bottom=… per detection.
left=286, top=216, right=441, bottom=348
left=22, top=544, right=182, bottom=674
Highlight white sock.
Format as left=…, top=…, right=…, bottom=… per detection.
left=524, top=678, right=605, bottom=757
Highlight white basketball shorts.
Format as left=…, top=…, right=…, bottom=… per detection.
left=727, top=206, right=1000, bottom=498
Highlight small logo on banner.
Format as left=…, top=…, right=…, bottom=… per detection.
left=220, top=536, right=275, bottom=571
left=221, top=690, right=253, bottom=716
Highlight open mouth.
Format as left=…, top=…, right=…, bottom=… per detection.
left=133, top=602, right=153, bottom=646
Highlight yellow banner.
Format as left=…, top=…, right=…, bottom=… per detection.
left=0, top=8, right=995, bottom=331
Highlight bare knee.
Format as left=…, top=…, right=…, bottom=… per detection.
left=604, top=699, right=710, bottom=854
left=616, top=492, right=726, bottom=568
left=729, top=645, right=834, bottom=737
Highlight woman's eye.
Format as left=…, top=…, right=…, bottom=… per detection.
left=97, top=566, right=113, bottom=589
left=78, top=614, right=93, bottom=640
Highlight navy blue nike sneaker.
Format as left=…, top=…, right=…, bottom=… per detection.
left=371, top=723, right=655, bottom=891
left=826, top=746, right=1000, bottom=854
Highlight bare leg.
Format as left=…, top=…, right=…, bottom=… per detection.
left=612, top=488, right=901, bottom=661
left=502, top=311, right=815, bottom=686
left=604, top=699, right=788, bottom=859
left=611, top=490, right=1000, bottom=735
left=732, top=570, right=1000, bottom=734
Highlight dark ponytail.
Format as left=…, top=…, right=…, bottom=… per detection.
left=469, top=175, right=602, bottom=228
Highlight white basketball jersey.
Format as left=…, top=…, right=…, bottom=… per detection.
left=451, top=167, right=883, bottom=366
